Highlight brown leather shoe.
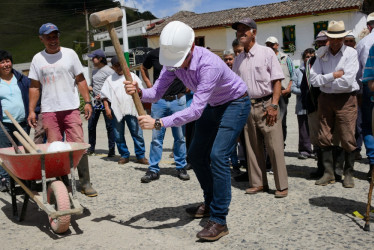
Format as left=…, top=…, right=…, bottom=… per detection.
left=245, top=186, right=269, bottom=194
left=196, top=220, right=229, bottom=241
left=118, top=157, right=129, bottom=164
left=275, top=188, right=288, bottom=198
left=135, top=158, right=149, bottom=165
left=185, top=203, right=210, bottom=218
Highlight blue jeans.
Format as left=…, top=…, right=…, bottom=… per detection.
left=189, top=95, right=250, bottom=225
left=88, top=108, right=115, bottom=151
left=362, top=85, right=374, bottom=164
left=112, top=115, right=146, bottom=159
left=149, top=96, right=187, bottom=173
left=0, top=122, right=30, bottom=180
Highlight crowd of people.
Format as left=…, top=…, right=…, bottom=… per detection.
left=0, top=12, right=374, bottom=241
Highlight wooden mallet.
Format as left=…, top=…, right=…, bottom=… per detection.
left=89, top=7, right=146, bottom=116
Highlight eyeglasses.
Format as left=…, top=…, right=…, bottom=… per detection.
left=166, top=51, right=191, bottom=72
left=344, top=39, right=355, bottom=43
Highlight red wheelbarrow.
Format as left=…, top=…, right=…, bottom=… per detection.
left=0, top=142, right=89, bottom=234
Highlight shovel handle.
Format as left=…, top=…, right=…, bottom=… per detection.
left=13, top=131, right=37, bottom=154
left=4, top=110, right=41, bottom=153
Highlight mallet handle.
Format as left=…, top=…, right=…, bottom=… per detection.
left=107, top=23, right=146, bottom=116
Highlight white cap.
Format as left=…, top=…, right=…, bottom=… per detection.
left=345, top=32, right=355, bottom=40
left=368, top=12, right=374, bottom=23
left=265, top=36, right=279, bottom=44
left=159, top=21, right=195, bottom=67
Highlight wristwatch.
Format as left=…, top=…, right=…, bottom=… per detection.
left=270, top=104, right=278, bottom=110
left=154, top=119, right=162, bottom=130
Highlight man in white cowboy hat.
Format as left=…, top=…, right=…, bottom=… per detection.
left=310, top=20, right=359, bottom=188
left=356, top=12, right=374, bottom=180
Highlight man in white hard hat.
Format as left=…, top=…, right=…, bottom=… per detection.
left=125, top=21, right=250, bottom=241
left=357, top=12, right=374, bottom=179
left=310, top=20, right=359, bottom=188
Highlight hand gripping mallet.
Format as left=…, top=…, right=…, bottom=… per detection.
left=89, top=7, right=146, bottom=116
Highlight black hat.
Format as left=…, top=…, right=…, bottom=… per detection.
left=232, top=18, right=257, bottom=30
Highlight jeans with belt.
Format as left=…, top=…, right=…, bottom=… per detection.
left=188, top=95, right=250, bottom=225
left=149, top=95, right=187, bottom=173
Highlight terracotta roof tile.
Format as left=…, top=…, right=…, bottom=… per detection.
left=147, top=0, right=364, bottom=36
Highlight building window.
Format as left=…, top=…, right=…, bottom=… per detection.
left=282, top=25, right=296, bottom=53
left=314, top=21, right=328, bottom=39
left=195, top=36, right=205, bottom=47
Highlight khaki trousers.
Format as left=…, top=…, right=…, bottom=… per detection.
left=244, top=98, right=288, bottom=191
left=317, top=92, right=357, bottom=152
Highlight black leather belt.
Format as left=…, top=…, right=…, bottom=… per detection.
left=162, top=93, right=185, bottom=101
left=250, top=94, right=272, bottom=104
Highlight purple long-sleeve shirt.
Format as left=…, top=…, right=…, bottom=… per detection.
left=141, top=46, right=248, bottom=128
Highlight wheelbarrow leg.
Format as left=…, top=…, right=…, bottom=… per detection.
left=9, top=177, right=18, bottom=218
left=19, top=193, right=30, bottom=222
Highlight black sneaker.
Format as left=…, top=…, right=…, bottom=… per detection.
left=87, top=149, right=95, bottom=156
left=186, top=163, right=193, bottom=170
left=177, top=168, right=190, bottom=181
left=141, top=171, right=160, bottom=183
left=107, top=148, right=115, bottom=157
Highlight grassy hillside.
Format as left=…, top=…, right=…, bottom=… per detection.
left=0, top=0, right=156, bottom=64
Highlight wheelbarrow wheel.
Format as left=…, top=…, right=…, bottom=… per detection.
left=47, top=180, right=71, bottom=234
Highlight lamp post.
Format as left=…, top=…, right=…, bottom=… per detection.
left=120, top=0, right=130, bottom=66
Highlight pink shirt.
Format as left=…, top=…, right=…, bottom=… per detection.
left=232, top=43, right=284, bottom=98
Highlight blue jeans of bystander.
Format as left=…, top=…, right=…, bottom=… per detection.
left=112, top=115, right=146, bottom=160
left=149, top=96, right=187, bottom=173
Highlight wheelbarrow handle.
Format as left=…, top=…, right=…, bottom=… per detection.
left=0, top=121, right=22, bottom=154
left=4, top=110, right=42, bottom=153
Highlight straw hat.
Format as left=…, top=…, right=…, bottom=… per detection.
left=323, top=20, right=351, bottom=38
left=367, top=12, right=374, bottom=23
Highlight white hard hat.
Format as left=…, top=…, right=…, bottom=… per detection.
left=159, top=21, right=195, bottom=67
left=265, top=36, right=279, bottom=44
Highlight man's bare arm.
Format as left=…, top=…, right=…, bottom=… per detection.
left=368, top=80, right=374, bottom=91
left=27, top=79, right=41, bottom=128
left=76, top=73, right=92, bottom=120
left=140, top=65, right=153, bottom=88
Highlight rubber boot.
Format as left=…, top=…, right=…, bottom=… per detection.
left=310, top=147, right=324, bottom=179
left=333, top=146, right=345, bottom=181
left=77, top=154, right=98, bottom=197
left=343, top=151, right=355, bottom=188
left=368, top=164, right=374, bottom=182
left=315, top=147, right=335, bottom=185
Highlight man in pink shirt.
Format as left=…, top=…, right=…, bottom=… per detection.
left=126, top=21, right=250, bottom=241
left=232, top=18, right=289, bottom=198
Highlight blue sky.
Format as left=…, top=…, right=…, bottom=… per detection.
left=122, top=0, right=286, bottom=18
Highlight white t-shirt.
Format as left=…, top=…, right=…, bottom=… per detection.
left=100, top=72, right=143, bottom=121
left=29, top=47, right=84, bottom=112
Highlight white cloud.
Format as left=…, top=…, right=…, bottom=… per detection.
left=178, top=0, right=202, bottom=11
